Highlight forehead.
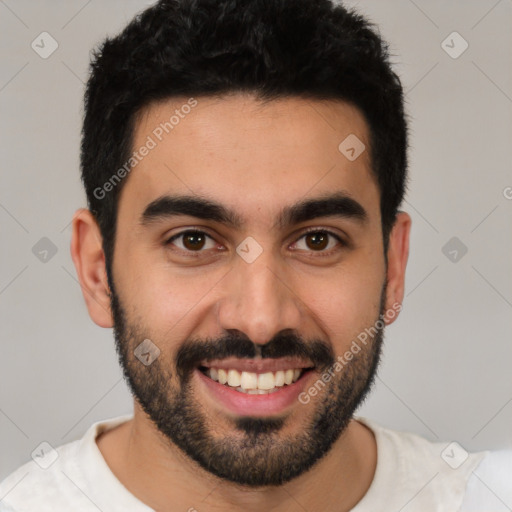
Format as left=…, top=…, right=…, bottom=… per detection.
left=118, top=94, right=380, bottom=226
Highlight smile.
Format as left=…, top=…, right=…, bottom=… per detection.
left=199, top=367, right=306, bottom=394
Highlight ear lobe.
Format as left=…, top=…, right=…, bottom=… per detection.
left=70, top=208, right=114, bottom=328
left=383, top=211, right=411, bottom=325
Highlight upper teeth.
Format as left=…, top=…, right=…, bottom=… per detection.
left=205, top=368, right=303, bottom=393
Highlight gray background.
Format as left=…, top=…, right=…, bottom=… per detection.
left=1, top=0, right=511, bottom=483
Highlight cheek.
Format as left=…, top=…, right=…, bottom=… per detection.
left=298, top=261, right=384, bottom=346
left=119, top=252, right=225, bottom=333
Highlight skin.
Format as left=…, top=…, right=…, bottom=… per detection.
left=71, top=94, right=411, bottom=511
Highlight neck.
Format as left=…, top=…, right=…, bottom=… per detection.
left=96, top=403, right=377, bottom=512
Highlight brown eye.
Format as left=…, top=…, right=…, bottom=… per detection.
left=182, top=232, right=206, bottom=250
left=304, top=232, right=329, bottom=251
left=292, top=230, right=344, bottom=253
left=166, top=230, right=217, bottom=253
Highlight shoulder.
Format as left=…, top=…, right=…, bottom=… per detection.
left=0, top=415, right=133, bottom=512
left=460, top=449, right=512, bottom=511
left=360, top=416, right=488, bottom=474
left=353, top=417, right=491, bottom=511
left=0, top=438, right=84, bottom=511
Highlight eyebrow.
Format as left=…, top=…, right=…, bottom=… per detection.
left=140, top=192, right=368, bottom=230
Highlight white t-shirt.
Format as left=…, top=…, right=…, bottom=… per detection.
left=0, top=415, right=510, bottom=511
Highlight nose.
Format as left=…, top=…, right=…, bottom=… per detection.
left=216, top=252, right=303, bottom=346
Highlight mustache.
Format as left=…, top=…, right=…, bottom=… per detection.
left=175, top=330, right=335, bottom=381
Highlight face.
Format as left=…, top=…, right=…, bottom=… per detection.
left=104, top=95, right=396, bottom=486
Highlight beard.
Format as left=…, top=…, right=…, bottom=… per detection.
left=109, top=281, right=387, bottom=487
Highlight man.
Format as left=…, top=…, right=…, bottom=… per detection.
left=0, top=0, right=510, bottom=510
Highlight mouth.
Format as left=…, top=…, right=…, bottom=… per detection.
left=195, top=358, right=316, bottom=416
left=198, top=366, right=310, bottom=394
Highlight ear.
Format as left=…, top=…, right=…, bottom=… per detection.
left=383, top=211, right=411, bottom=325
left=70, top=209, right=114, bottom=328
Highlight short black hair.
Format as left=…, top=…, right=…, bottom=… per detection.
left=81, top=0, right=408, bottom=284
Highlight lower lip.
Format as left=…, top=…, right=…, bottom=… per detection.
left=195, top=368, right=314, bottom=417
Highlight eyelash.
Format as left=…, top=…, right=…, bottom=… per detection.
left=164, top=227, right=346, bottom=257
